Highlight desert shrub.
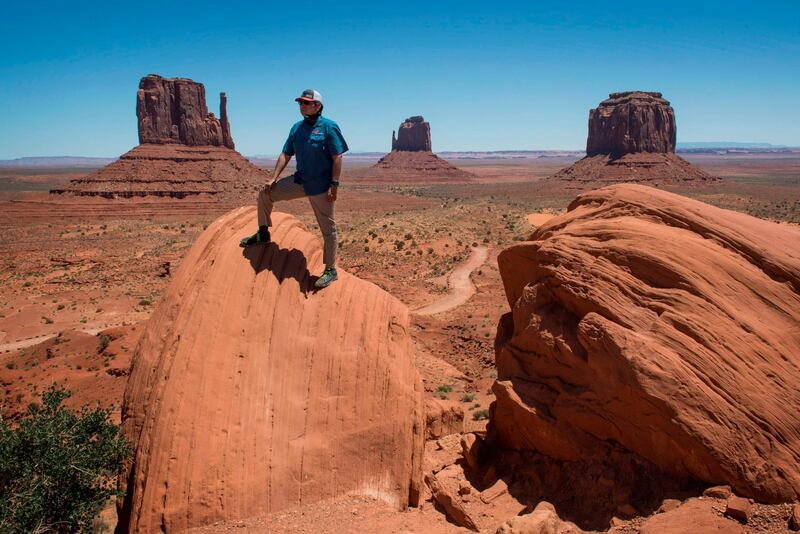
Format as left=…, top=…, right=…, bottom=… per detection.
left=436, top=385, right=453, bottom=394
left=394, top=240, right=404, bottom=251
left=460, top=393, right=475, bottom=403
left=138, top=299, right=151, bottom=306
left=97, top=335, right=111, bottom=353
left=0, top=384, right=131, bottom=533
left=472, top=409, right=490, bottom=421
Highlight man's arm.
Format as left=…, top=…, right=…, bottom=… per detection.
left=328, top=153, right=343, bottom=202
left=271, top=152, right=292, bottom=184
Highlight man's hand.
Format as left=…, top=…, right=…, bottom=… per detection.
left=327, top=185, right=338, bottom=202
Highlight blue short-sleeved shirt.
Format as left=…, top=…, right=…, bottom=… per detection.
left=282, top=116, right=349, bottom=196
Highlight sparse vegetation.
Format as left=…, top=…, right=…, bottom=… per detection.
left=0, top=385, right=131, bottom=533
left=472, top=409, right=490, bottom=421
left=98, top=334, right=112, bottom=353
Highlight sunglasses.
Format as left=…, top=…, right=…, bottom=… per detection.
left=298, top=100, right=316, bottom=106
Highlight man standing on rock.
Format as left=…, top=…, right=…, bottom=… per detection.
left=240, top=89, right=348, bottom=289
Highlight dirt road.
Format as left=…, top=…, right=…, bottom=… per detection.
left=413, top=246, right=488, bottom=315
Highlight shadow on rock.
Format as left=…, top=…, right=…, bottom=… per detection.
left=242, top=243, right=318, bottom=295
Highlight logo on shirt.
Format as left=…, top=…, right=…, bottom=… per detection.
left=313, top=128, right=321, bottom=135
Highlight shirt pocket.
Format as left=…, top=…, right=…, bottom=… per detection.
left=309, top=133, right=326, bottom=151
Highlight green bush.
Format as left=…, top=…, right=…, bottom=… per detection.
left=0, top=384, right=131, bottom=533
left=472, top=409, right=490, bottom=421
left=97, top=335, right=111, bottom=354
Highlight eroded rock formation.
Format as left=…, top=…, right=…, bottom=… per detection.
left=392, top=116, right=432, bottom=152
left=546, top=91, right=717, bottom=189
left=117, top=209, right=424, bottom=533
left=137, top=74, right=234, bottom=149
left=366, top=150, right=474, bottom=182
left=491, top=184, right=800, bottom=504
left=53, top=74, right=265, bottom=199
left=364, top=115, right=472, bottom=181
left=587, top=92, right=675, bottom=157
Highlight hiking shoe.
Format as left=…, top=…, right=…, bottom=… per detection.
left=314, top=268, right=338, bottom=289
left=239, top=229, right=270, bottom=248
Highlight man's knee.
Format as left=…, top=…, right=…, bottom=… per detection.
left=260, top=184, right=272, bottom=202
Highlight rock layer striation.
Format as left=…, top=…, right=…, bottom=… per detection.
left=587, top=91, right=675, bottom=157
left=117, top=209, right=424, bottom=533
left=491, top=184, right=800, bottom=503
left=137, top=74, right=235, bottom=149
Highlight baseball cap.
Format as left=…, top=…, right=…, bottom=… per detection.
left=295, top=89, right=323, bottom=105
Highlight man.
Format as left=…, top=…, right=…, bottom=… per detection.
left=240, top=89, right=348, bottom=289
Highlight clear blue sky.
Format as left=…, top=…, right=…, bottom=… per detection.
left=1, top=1, right=798, bottom=158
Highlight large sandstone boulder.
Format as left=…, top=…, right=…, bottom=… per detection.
left=137, top=74, right=235, bottom=149
left=491, top=184, right=800, bottom=503
left=586, top=91, right=675, bottom=157
left=116, top=209, right=425, bottom=533
left=392, top=116, right=432, bottom=152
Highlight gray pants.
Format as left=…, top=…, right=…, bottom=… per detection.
left=257, top=176, right=337, bottom=268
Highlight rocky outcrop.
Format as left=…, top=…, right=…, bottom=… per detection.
left=545, top=92, right=717, bottom=189
left=362, top=115, right=472, bottom=181
left=491, top=184, right=800, bottom=503
left=54, top=74, right=263, bottom=200
left=136, top=74, right=234, bottom=149
left=587, top=92, right=675, bottom=157
left=365, top=150, right=474, bottom=182
left=392, top=116, right=431, bottom=152
left=117, top=209, right=424, bottom=533
left=53, top=144, right=266, bottom=200
left=547, top=152, right=717, bottom=190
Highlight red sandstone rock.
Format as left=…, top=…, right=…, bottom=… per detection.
left=137, top=74, right=234, bottom=148
left=703, top=485, right=733, bottom=499
left=724, top=496, right=751, bottom=523
left=425, top=398, right=465, bottom=439
left=545, top=91, right=718, bottom=189
left=790, top=503, right=800, bottom=530
left=425, top=473, right=480, bottom=531
left=392, top=116, right=432, bottom=152
left=219, top=91, right=234, bottom=150
left=55, top=75, right=262, bottom=200
left=547, top=152, right=718, bottom=190
left=365, top=150, right=474, bottom=182
left=116, top=209, right=425, bottom=533
left=461, top=432, right=482, bottom=471
left=587, top=92, right=676, bottom=157
left=491, top=184, right=800, bottom=503
left=640, top=498, right=744, bottom=534
left=55, top=144, right=267, bottom=200
left=495, top=501, right=583, bottom=534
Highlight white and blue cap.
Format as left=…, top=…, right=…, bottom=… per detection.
left=295, top=89, right=323, bottom=105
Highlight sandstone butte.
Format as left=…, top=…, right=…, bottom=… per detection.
left=52, top=74, right=268, bottom=200
left=365, top=116, right=474, bottom=182
left=116, top=209, right=424, bottom=533
left=548, top=92, right=718, bottom=189
left=491, top=184, right=800, bottom=504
